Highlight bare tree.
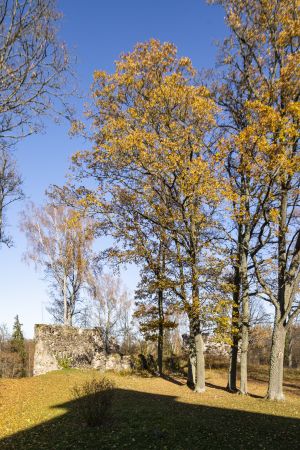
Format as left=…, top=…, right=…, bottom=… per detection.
left=0, top=0, right=72, bottom=142
left=88, top=272, right=132, bottom=352
left=0, top=322, right=9, bottom=350
left=21, top=203, right=96, bottom=325
left=0, top=0, right=72, bottom=248
left=0, top=147, right=23, bottom=246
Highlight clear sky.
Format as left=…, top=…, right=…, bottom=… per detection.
left=0, top=0, right=228, bottom=337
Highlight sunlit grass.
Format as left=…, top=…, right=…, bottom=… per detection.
left=0, top=368, right=299, bottom=449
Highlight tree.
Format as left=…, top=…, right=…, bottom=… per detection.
left=134, top=262, right=178, bottom=375
left=210, top=1, right=280, bottom=393
left=0, top=0, right=72, bottom=250
left=284, top=323, right=300, bottom=368
left=10, top=315, right=26, bottom=376
left=214, top=0, right=300, bottom=400
left=0, top=0, right=71, bottom=143
left=21, top=203, right=96, bottom=326
left=69, top=40, right=226, bottom=392
left=88, top=272, right=132, bottom=352
left=0, top=148, right=24, bottom=246
left=99, top=191, right=177, bottom=376
left=0, top=322, right=9, bottom=352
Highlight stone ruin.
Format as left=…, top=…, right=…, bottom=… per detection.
left=33, top=324, right=131, bottom=376
left=182, top=333, right=230, bottom=359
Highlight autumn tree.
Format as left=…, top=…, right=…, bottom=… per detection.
left=55, top=162, right=178, bottom=371
left=100, top=192, right=177, bottom=375
left=209, top=0, right=278, bottom=393
left=214, top=0, right=300, bottom=400
left=21, top=203, right=96, bottom=326
left=69, top=40, right=228, bottom=392
left=212, top=48, right=268, bottom=394
left=134, top=261, right=178, bottom=375
left=0, top=148, right=23, bottom=247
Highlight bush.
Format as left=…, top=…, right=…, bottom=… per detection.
left=164, top=355, right=187, bottom=374
left=57, top=356, right=72, bottom=369
left=71, top=377, right=115, bottom=427
left=205, top=354, right=228, bottom=370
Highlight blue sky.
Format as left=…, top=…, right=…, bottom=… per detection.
left=0, top=0, right=227, bottom=337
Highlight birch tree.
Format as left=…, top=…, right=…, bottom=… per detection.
left=21, top=203, right=95, bottom=325
left=88, top=272, right=132, bottom=352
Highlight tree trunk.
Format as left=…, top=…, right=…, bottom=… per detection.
left=63, top=273, right=68, bottom=325
left=266, top=322, right=286, bottom=401
left=157, top=288, right=164, bottom=376
left=227, top=278, right=240, bottom=392
left=194, top=332, right=205, bottom=392
left=67, top=310, right=72, bottom=326
left=187, top=324, right=196, bottom=388
left=284, top=328, right=293, bottom=368
left=240, top=296, right=249, bottom=394
left=266, top=184, right=288, bottom=401
left=188, top=354, right=196, bottom=387
left=240, top=324, right=248, bottom=394
left=227, top=333, right=239, bottom=392
left=240, top=243, right=249, bottom=395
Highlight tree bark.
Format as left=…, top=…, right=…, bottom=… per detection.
left=240, top=251, right=249, bottom=395
left=194, top=332, right=205, bottom=392
left=188, top=314, right=205, bottom=392
left=266, top=185, right=288, bottom=400
left=240, top=321, right=248, bottom=395
left=63, top=273, right=68, bottom=326
left=188, top=354, right=196, bottom=387
left=227, top=263, right=240, bottom=392
left=67, top=310, right=72, bottom=327
left=228, top=332, right=239, bottom=392
left=266, top=321, right=286, bottom=401
left=187, top=324, right=196, bottom=388
left=157, top=288, right=164, bottom=376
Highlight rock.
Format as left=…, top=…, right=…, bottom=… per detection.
left=33, top=324, right=132, bottom=376
left=105, top=353, right=121, bottom=370
left=91, top=354, right=107, bottom=372
left=120, top=355, right=132, bottom=371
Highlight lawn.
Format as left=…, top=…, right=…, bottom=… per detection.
left=0, top=368, right=299, bottom=449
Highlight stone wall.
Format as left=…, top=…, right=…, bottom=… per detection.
left=33, top=324, right=131, bottom=376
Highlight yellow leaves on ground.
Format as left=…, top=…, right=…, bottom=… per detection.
left=0, top=369, right=300, bottom=442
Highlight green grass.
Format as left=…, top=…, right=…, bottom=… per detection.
left=0, top=368, right=299, bottom=449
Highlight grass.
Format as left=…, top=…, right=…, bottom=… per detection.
left=0, top=367, right=299, bottom=449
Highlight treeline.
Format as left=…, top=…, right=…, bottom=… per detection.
left=0, top=0, right=298, bottom=402
left=51, top=0, right=299, bottom=401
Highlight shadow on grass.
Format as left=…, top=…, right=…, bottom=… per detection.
left=1, top=387, right=299, bottom=450
left=160, top=373, right=185, bottom=386
left=205, top=382, right=229, bottom=393
left=248, top=373, right=300, bottom=396
left=201, top=382, right=264, bottom=399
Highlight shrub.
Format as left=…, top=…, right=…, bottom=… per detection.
left=57, top=356, right=72, bottom=369
left=71, top=377, right=115, bottom=427
left=164, top=355, right=186, bottom=374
